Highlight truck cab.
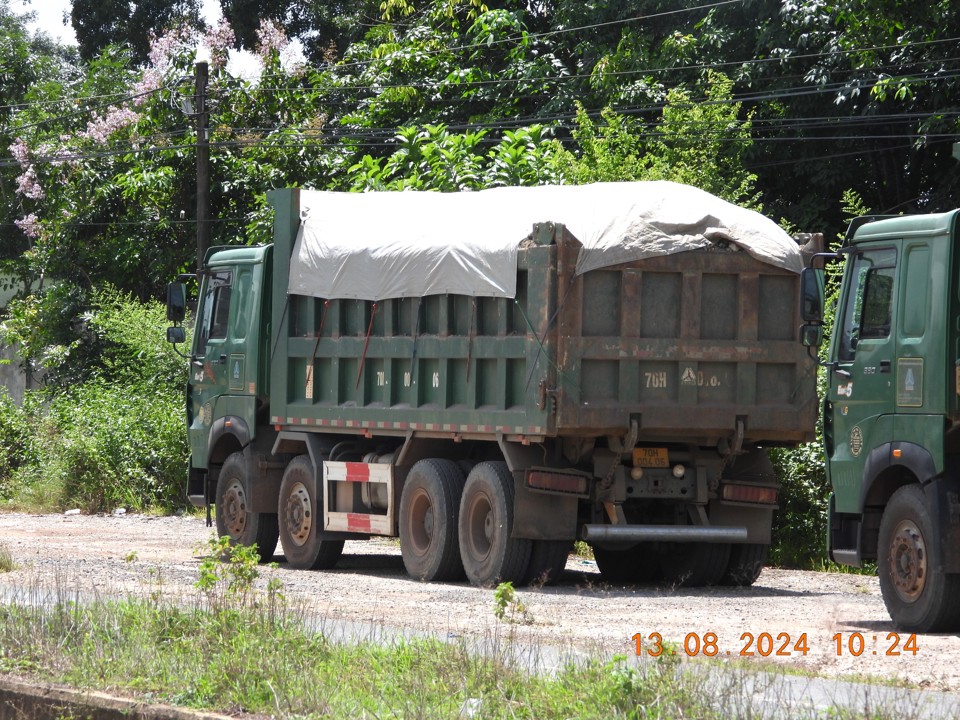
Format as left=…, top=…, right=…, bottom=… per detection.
left=174, top=246, right=274, bottom=516
left=819, top=210, right=960, bottom=632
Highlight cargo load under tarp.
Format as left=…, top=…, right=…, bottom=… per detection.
left=288, top=181, right=802, bottom=301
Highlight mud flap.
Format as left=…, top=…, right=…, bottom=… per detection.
left=512, top=474, right=578, bottom=541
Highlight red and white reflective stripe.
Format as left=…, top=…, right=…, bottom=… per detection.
left=272, top=418, right=546, bottom=435
left=323, top=461, right=392, bottom=484
left=323, top=461, right=395, bottom=536
left=326, top=511, right=391, bottom=535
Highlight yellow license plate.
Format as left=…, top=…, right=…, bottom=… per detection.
left=633, top=447, right=669, bottom=468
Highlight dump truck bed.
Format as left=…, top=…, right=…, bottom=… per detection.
left=267, top=185, right=817, bottom=447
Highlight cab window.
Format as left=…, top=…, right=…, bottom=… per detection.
left=838, top=248, right=896, bottom=361
left=196, top=271, right=232, bottom=358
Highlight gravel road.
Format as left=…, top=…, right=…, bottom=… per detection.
left=1, top=511, right=959, bottom=693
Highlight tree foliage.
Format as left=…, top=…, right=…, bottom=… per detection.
left=71, top=0, right=203, bottom=63
left=1, top=0, right=959, bottom=532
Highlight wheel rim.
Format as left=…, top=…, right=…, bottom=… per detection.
left=465, top=491, right=493, bottom=562
left=282, top=481, right=312, bottom=547
left=408, top=487, right=434, bottom=557
left=888, top=518, right=927, bottom=603
left=221, top=478, right=247, bottom=537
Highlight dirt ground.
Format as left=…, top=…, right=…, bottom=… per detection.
left=1, top=511, right=958, bottom=691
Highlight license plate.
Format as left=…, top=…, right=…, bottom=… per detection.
left=633, top=447, right=669, bottom=468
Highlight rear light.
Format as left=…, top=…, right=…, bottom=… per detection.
left=721, top=483, right=778, bottom=505
left=527, top=470, right=588, bottom=495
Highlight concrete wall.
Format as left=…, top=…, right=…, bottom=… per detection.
left=0, top=676, right=232, bottom=720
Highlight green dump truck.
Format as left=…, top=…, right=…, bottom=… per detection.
left=802, top=210, right=960, bottom=632
left=167, top=181, right=818, bottom=587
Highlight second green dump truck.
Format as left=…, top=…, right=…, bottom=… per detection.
left=802, top=209, right=960, bottom=632
left=168, top=181, right=818, bottom=587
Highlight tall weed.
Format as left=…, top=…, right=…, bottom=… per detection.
left=0, top=289, right=188, bottom=512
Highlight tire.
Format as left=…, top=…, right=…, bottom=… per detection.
left=720, top=543, right=769, bottom=587
left=215, top=451, right=279, bottom=563
left=399, top=459, right=466, bottom=582
left=458, top=461, right=531, bottom=587
left=277, top=455, right=344, bottom=570
left=878, top=484, right=960, bottom=632
left=593, top=544, right=660, bottom=584
left=659, top=542, right=731, bottom=587
left=523, top=540, right=572, bottom=586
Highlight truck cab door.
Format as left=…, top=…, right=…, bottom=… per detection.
left=189, top=269, right=234, bottom=467
left=825, top=246, right=898, bottom=513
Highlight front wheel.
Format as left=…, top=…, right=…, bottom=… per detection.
left=878, top=484, right=960, bottom=632
left=278, top=455, right=344, bottom=570
left=458, top=462, right=531, bottom=587
left=215, top=452, right=278, bottom=563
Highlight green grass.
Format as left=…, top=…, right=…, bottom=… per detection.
left=0, top=543, right=14, bottom=572
left=0, top=594, right=719, bottom=719
left=0, top=540, right=935, bottom=720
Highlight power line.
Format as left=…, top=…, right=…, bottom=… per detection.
left=332, top=0, right=748, bottom=72
left=3, top=84, right=174, bottom=136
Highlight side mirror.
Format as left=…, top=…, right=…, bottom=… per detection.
left=799, top=323, right=823, bottom=348
left=166, top=282, right=186, bottom=323
left=166, top=326, right=186, bottom=344
left=800, top=267, right=824, bottom=323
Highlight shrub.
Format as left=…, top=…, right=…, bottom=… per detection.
left=30, top=381, right=188, bottom=512
left=769, top=443, right=830, bottom=568
left=1, top=290, right=189, bottom=513
left=0, top=390, right=35, bottom=500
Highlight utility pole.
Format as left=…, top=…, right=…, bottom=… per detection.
left=195, top=61, right=210, bottom=274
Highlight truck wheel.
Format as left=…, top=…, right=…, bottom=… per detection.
left=278, top=455, right=344, bottom=570
left=593, top=544, right=660, bottom=584
left=719, top=544, right=769, bottom=586
left=523, top=540, right=572, bottom=586
left=660, top=542, right=731, bottom=587
left=459, top=461, right=531, bottom=587
left=399, top=459, right=465, bottom=582
left=878, top=484, right=960, bottom=632
left=215, top=452, right=279, bottom=563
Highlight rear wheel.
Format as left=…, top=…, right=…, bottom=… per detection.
left=593, top=544, right=660, bottom=584
left=399, top=459, right=465, bottom=582
left=878, top=484, right=960, bottom=632
left=278, top=455, right=344, bottom=570
left=660, top=542, right=731, bottom=587
left=215, top=451, right=278, bottom=563
left=720, top=544, right=769, bottom=587
left=459, top=461, right=531, bottom=586
left=523, top=540, right=572, bottom=586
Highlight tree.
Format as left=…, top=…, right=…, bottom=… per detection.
left=0, top=2, right=79, bottom=300
left=219, top=0, right=383, bottom=64
left=71, top=0, right=203, bottom=63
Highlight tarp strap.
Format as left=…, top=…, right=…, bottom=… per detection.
left=408, top=297, right=423, bottom=380
left=270, top=296, right=291, bottom=361
left=356, top=303, right=379, bottom=390
left=466, top=298, right=476, bottom=383
left=306, top=300, right=330, bottom=395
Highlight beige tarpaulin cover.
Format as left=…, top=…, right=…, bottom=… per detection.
left=288, top=181, right=802, bottom=301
